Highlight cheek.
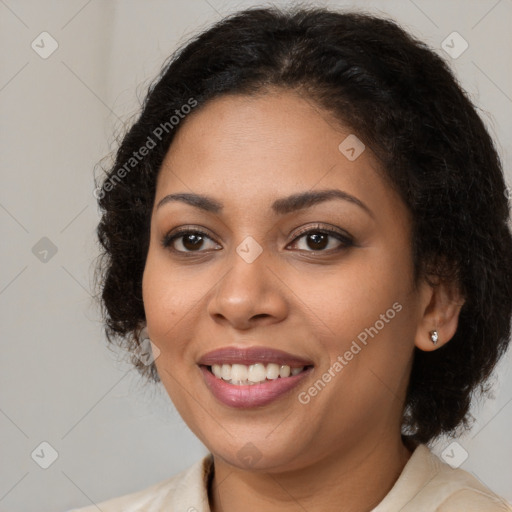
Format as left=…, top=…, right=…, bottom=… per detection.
left=328, top=273, right=416, bottom=393
left=303, top=252, right=411, bottom=337
left=142, top=251, right=189, bottom=348
left=304, top=250, right=417, bottom=392
left=142, top=258, right=196, bottom=408
left=143, top=260, right=206, bottom=425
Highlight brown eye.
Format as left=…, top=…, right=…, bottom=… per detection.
left=162, top=229, right=221, bottom=253
left=180, top=233, right=205, bottom=251
left=304, top=232, right=329, bottom=250
left=288, top=226, right=354, bottom=252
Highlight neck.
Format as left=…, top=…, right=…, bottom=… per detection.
left=208, top=434, right=413, bottom=512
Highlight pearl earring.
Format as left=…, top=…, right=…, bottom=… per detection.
left=430, top=330, right=439, bottom=345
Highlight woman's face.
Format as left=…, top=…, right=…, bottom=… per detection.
left=142, top=89, right=429, bottom=471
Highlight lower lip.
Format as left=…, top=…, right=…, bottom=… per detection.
left=199, top=365, right=313, bottom=408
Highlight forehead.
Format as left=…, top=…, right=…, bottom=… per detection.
left=155, top=90, right=400, bottom=220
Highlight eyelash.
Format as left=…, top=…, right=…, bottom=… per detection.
left=161, top=224, right=354, bottom=255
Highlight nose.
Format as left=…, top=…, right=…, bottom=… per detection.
left=206, top=248, right=289, bottom=331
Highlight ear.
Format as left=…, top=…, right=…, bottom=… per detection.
left=414, top=276, right=465, bottom=352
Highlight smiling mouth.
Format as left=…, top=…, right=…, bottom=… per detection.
left=204, top=363, right=313, bottom=386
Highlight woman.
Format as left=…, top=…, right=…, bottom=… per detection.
left=74, top=5, right=512, bottom=511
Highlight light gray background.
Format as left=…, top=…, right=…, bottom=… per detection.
left=0, top=0, right=511, bottom=510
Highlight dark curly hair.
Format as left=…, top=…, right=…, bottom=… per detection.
left=94, top=5, right=512, bottom=445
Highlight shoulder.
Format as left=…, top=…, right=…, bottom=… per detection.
left=437, top=488, right=512, bottom=511
left=67, top=454, right=213, bottom=512
left=426, top=447, right=512, bottom=512
left=373, top=444, right=512, bottom=512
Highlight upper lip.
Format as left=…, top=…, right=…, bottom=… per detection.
left=198, top=346, right=314, bottom=368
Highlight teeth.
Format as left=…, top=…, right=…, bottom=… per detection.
left=209, top=363, right=306, bottom=385
left=221, top=364, right=231, bottom=380
left=279, top=365, right=291, bottom=378
left=231, top=364, right=248, bottom=382
left=266, top=363, right=280, bottom=380
left=248, top=363, right=266, bottom=383
left=212, top=364, right=222, bottom=378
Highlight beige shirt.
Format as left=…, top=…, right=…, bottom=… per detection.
left=69, top=444, right=511, bottom=511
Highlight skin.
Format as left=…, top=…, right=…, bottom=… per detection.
left=142, top=88, right=463, bottom=512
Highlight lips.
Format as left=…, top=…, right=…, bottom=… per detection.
left=197, top=346, right=314, bottom=408
left=197, top=346, right=313, bottom=367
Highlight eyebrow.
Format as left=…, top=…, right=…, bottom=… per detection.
left=156, top=189, right=374, bottom=218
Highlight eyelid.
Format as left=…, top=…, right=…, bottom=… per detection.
left=286, top=223, right=354, bottom=251
left=290, top=223, right=353, bottom=242
left=162, top=226, right=219, bottom=250
left=162, top=223, right=354, bottom=254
